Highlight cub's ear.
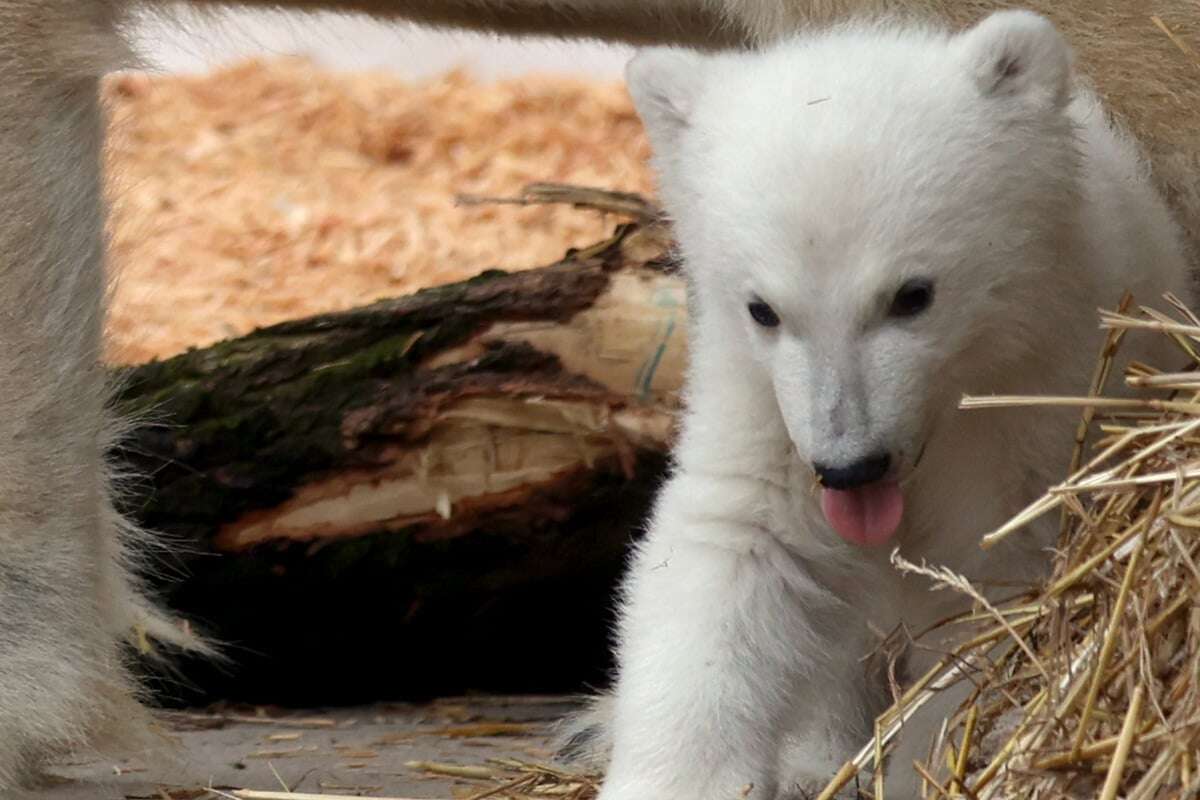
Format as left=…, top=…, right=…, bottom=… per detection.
left=957, top=10, right=1072, bottom=110
left=625, top=47, right=708, bottom=154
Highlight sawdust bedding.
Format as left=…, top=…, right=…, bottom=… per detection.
left=102, top=58, right=654, bottom=364
left=98, top=56, right=1200, bottom=800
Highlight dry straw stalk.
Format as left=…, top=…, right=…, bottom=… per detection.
left=820, top=293, right=1200, bottom=799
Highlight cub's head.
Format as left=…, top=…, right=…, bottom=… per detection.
left=627, top=11, right=1079, bottom=546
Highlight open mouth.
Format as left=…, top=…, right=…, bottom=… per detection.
left=818, top=439, right=929, bottom=548
left=819, top=480, right=904, bottom=547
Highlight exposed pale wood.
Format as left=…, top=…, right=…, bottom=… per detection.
left=118, top=211, right=689, bottom=704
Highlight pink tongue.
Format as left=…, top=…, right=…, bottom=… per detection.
left=820, top=482, right=905, bottom=547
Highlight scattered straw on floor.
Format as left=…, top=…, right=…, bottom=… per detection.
left=206, top=291, right=1200, bottom=795
left=104, top=53, right=1200, bottom=800
left=210, top=758, right=598, bottom=800
left=817, top=294, right=1200, bottom=799
left=102, top=58, right=653, bottom=363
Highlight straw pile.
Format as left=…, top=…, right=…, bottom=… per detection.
left=321, top=300, right=1200, bottom=800
left=103, top=54, right=1199, bottom=800
left=102, top=58, right=652, bottom=363
left=816, top=294, right=1200, bottom=800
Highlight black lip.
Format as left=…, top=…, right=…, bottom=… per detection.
left=912, top=440, right=929, bottom=470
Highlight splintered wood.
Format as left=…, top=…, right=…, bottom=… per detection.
left=100, top=54, right=1200, bottom=800
left=102, top=58, right=652, bottom=363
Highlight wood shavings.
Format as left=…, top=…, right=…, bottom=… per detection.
left=102, top=58, right=653, bottom=364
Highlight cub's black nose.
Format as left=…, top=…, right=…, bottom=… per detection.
left=814, top=453, right=891, bottom=490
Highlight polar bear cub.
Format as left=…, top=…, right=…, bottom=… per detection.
left=594, top=10, right=1192, bottom=799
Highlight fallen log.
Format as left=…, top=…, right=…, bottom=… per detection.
left=118, top=193, right=688, bottom=705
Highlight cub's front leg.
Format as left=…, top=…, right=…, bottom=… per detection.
left=598, top=476, right=877, bottom=800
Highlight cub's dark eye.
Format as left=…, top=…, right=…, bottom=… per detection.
left=889, top=278, right=934, bottom=318
left=748, top=297, right=780, bottom=328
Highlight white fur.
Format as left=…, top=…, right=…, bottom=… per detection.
left=3, top=0, right=1198, bottom=793
left=595, top=11, right=1191, bottom=798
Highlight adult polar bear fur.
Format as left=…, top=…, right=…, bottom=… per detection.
left=0, top=0, right=1195, bottom=794
left=585, top=11, right=1192, bottom=799
left=184, top=1, right=1200, bottom=262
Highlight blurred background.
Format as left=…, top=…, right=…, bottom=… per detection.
left=131, top=5, right=633, bottom=77
left=110, top=5, right=673, bottom=712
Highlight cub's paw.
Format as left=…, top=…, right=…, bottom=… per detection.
left=551, top=692, right=614, bottom=770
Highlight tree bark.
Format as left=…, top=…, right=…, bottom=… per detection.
left=119, top=194, right=688, bottom=705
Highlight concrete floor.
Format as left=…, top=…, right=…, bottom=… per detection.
left=34, top=696, right=585, bottom=799
left=53, top=11, right=613, bottom=800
